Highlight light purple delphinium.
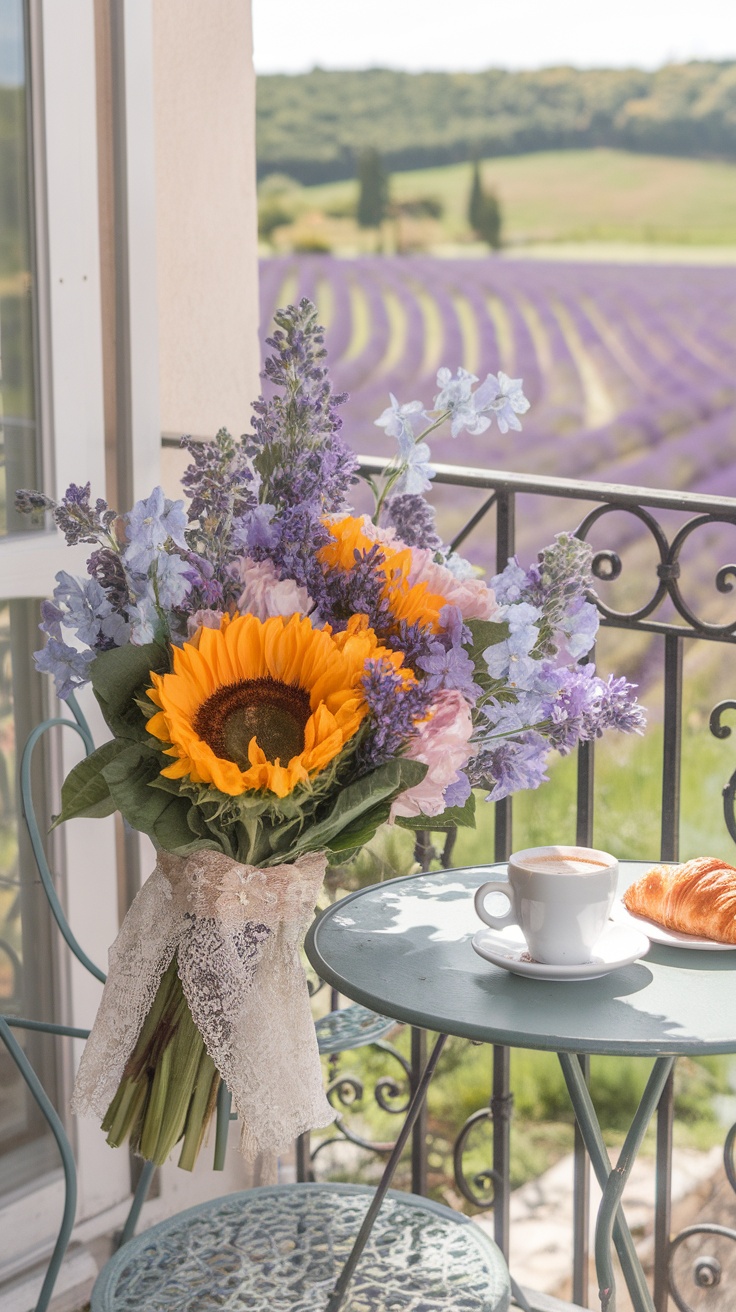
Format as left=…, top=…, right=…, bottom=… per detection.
left=434, top=366, right=530, bottom=438
left=122, top=487, right=188, bottom=573
left=374, top=394, right=426, bottom=451
left=34, top=637, right=96, bottom=701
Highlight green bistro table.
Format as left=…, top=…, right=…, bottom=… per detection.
left=305, top=862, right=736, bottom=1312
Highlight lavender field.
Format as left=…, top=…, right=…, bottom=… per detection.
left=261, top=255, right=736, bottom=491
left=260, top=255, right=736, bottom=639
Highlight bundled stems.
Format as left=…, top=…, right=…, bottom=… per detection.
left=101, top=955, right=221, bottom=1170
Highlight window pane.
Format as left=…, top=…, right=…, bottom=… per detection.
left=0, top=0, right=39, bottom=538
left=0, top=600, right=60, bottom=1192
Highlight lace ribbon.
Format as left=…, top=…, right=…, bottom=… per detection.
left=71, top=848, right=335, bottom=1160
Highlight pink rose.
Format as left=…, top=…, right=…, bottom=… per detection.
left=231, top=557, right=314, bottom=621
left=187, top=608, right=225, bottom=637
left=390, top=689, right=474, bottom=820
left=407, top=548, right=499, bottom=621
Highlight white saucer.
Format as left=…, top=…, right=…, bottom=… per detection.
left=611, top=899, right=736, bottom=951
left=471, top=921, right=651, bottom=981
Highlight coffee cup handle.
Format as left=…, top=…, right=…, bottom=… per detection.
left=474, top=880, right=517, bottom=931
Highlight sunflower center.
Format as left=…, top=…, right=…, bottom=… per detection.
left=194, top=678, right=311, bottom=769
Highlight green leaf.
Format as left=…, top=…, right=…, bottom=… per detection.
left=466, top=617, right=508, bottom=660
left=101, top=741, right=176, bottom=833
left=53, top=739, right=128, bottom=825
left=91, top=641, right=170, bottom=739
left=270, top=756, right=427, bottom=864
left=395, top=791, right=476, bottom=832
left=326, top=799, right=394, bottom=852
left=152, top=797, right=221, bottom=857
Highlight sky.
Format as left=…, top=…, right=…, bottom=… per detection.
left=253, top=0, right=736, bottom=75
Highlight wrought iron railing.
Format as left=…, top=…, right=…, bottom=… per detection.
left=304, top=455, right=736, bottom=1312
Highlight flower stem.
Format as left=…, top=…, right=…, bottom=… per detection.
left=101, top=953, right=221, bottom=1169
left=178, top=1049, right=221, bottom=1171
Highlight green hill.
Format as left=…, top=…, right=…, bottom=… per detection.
left=257, top=63, right=736, bottom=185
left=284, top=149, right=736, bottom=249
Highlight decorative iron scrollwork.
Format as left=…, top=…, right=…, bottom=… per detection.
left=709, top=703, right=736, bottom=845
left=452, top=1106, right=505, bottom=1210
left=575, top=504, right=736, bottom=636
left=310, top=1038, right=412, bottom=1169
left=668, top=1223, right=736, bottom=1311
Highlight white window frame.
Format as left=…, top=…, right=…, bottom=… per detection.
left=0, top=0, right=159, bottom=1278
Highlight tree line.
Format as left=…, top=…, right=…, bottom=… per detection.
left=257, top=62, right=736, bottom=184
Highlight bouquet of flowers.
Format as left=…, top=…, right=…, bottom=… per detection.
left=16, top=300, right=644, bottom=1171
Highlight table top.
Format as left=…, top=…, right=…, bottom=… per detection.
left=305, top=862, right=736, bottom=1057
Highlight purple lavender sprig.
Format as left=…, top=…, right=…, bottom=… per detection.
left=356, top=658, right=434, bottom=774
left=384, top=494, right=442, bottom=551
left=16, top=483, right=119, bottom=550
left=180, top=428, right=257, bottom=589
left=247, top=299, right=357, bottom=514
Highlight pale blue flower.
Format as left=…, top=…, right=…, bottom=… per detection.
left=127, top=594, right=160, bottom=646
left=375, top=394, right=426, bottom=456
left=152, top=552, right=192, bottom=610
left=491, top=372, right=530, bottom=434
left=392, top=440, right=435, bottom=496
left=123, top=487, right=188, bottom=571
left=434, top=367, right=481, bottom=438
left=34, top=637, right=95, bottom=700
left=48, top=570, right=129, bottom=650
left=435, top=367, right=530, bottom=438
left=556, top=598, right=599, bottom=660
left=481, top=732, right=550, bottom=802
left=492, top=558, right=529, bottom=604
left=443, top=770, right=471, bottom=808
left=441, top=550, right=476, bottom=581
left=434, top=366, right=477, bottom=411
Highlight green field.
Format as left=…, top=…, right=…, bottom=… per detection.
left=271, top=148, right=736, bottom=251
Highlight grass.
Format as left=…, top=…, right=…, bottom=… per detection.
left=268, top=148, right=736, bottom=253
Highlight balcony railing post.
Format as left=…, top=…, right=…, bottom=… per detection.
left=661, top=633, right=683, bottom=863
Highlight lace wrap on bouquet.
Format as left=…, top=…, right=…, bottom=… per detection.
left=71, top=848, right=335, bottom=1159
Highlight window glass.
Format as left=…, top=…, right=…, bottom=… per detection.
left=0, top=0, right=38, bottom=537
left=0, top=2, right=58, bottom=1197
left=0, top=599, right=60, bottom=1192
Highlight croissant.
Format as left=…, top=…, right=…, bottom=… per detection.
left=622, top=856, right=736, bottom=944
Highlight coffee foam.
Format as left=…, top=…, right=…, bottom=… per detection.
left=514, top=854, right=611, bottom=876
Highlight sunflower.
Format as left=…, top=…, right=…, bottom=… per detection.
left=321, top=515, right=449, bottom=633
left=145, top=612, right=411, bottom=798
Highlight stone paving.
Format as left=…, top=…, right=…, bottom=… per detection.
left=474, top=1145, right=725, bottom=1308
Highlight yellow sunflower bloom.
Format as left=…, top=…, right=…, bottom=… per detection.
left=321, top=515, right=449, bottom=633
left=145, top=612, right=411, bottom=799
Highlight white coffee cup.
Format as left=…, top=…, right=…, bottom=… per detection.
left=474, top=845, right=619, bottom=966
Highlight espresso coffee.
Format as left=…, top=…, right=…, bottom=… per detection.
left=515, top=854, right=609, bottom=876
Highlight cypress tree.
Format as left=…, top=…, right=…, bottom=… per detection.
left=467, top=160, right=502, bottom=249
left=357, top=148, right=389, bottom=229
left=468, top=158, right=484, bottom=233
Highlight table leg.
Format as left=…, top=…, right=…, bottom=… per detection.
left=559, top=1052, right=676, bottom=1312
left=325, top=1031, right=448, bottom=1312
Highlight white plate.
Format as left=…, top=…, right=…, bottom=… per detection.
left=471, top=921, right=651, bottom=981
left=611, top=899, right=736, bottom=951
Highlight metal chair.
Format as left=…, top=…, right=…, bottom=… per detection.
left=2, top=698, right=511, bottom=1311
